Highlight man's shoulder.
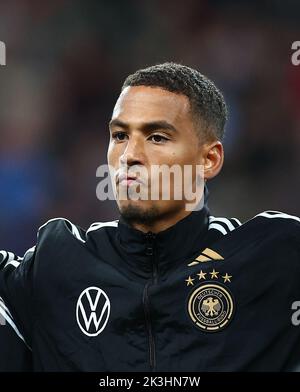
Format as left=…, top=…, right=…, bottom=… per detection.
left=207, top=210, right=300, bottom=263
left=243, top=210, right=300, bottom=235
left=246, top=210, right=299, bottom=224
left=37, top=217, right=86, bottom=244
left=37, top=217, right=119, bottom=245
left=208, top=210, right=300, bottom=244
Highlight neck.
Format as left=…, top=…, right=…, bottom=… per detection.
left=129, top=208, right=192, bottom=234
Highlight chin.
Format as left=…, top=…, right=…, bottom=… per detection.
left=118, top=200, right=161, bottom=226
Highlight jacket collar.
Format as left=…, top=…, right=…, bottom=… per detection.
left=116, top=188, right=211, bottom=278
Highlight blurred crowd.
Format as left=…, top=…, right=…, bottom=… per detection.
left=0, top=0, right=299, bottom=253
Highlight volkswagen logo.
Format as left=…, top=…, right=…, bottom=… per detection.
left=76, top=286, right=110, bottom=337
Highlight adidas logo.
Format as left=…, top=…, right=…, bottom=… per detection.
left=188, top=248, right=224, bottom=267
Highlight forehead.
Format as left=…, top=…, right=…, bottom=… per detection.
left=111, top=86, right=192, bottom=125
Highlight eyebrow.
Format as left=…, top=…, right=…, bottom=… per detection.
left=109, top=119, right=178, bottom=133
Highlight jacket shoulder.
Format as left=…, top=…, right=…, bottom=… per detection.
left=248, top=210, right=300, bottom=246
left=37, top=217, right=86, bottom=244
left=208, top=210, right=300, bottom=243
left=248, top=210, right=299, bottom=224
left=37, top=217, right=119, bottom=245
left=246, top=210, right=300, bottom=235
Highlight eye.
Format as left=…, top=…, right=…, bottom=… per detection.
left=112, top=132, right=128, bottom=142
left=149, top=134, right=169, bottom=144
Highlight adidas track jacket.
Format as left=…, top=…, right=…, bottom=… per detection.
left=0, top=205, right=300, bottom=371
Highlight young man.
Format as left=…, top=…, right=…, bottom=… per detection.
left=0, top=63, right=300, bottom=371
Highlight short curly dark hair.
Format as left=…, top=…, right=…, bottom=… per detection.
left=122, top=62, right=227, bottom=141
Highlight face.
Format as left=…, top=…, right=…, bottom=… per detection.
left=107, top=86, right=208, bottom=224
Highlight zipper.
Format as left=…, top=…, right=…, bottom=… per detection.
left=143, top=232, right=157, bottom=371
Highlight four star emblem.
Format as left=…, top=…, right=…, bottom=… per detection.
left=186, top=269, right=233, bottom=286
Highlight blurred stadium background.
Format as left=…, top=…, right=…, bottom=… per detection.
left=0, top=0, right=299, bottom=254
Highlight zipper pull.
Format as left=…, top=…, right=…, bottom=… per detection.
left=145, top=232, right=155, bottom=256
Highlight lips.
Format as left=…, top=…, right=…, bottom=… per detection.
left=117, top=173, right=143, bottom=186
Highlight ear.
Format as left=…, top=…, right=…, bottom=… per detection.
left=201, top=141, right=224, bottom=180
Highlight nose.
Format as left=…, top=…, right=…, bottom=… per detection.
left=120, top=137, right=145, bottom=167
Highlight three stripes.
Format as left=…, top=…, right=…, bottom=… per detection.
left=0, top=296, right=29, bottom=349
left=208, top=216, right=242, bottom=236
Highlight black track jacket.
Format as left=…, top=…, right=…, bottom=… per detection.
left=0, top=203, right=300, bottom=371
